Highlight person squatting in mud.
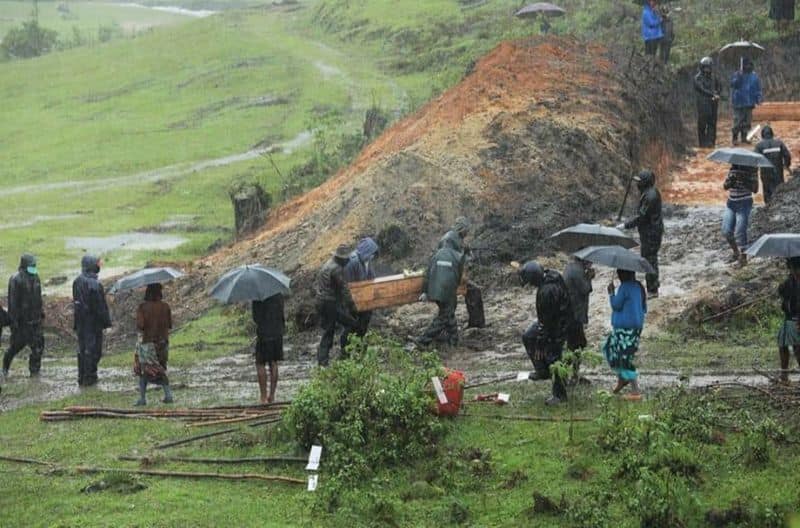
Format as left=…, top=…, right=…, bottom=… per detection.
left=134, top=283, right=174, bottom=405
left=73, top=255, right=112, bottom=387
left=342, top=237, right=380, bottom=349
left=252, top=292, right=285, bottom=403
left=694, top=56, right=722, bottom=148
left=315, top=244, right=359, bottom=367
left=721, top=164, right=759, bottom=267
left=520, top=261, right=573, bottom=406
left=619, top=170, right=664, bottom=298
left=754, top=125, right=792, bottom=205
left=603, top=269, right=647, bottom=401
left=3, top=254, right=45, bottom=379
left=777, top=257, right=800, bottom=383
left=417, top=219, right=469, bottom=347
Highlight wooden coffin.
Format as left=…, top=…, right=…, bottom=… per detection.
left=753, top=102, right=800, bottom=122
left=349, top=273, right=467, bottom=312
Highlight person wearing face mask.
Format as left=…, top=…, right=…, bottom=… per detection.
left=3, top=254, right=45, bottom=378
left=341, top=237, right=380, bottom=353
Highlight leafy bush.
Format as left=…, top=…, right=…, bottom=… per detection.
left=629, top=469, right=698, bottom=528
left=564, top=490, right=612, bottom=528
left=284, top=334, right=445, bottom=500
left=1, top=19, right=58, bottom=59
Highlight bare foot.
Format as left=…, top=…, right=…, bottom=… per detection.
left=622, top=393, right=643, bottom=401
left=260, top=396, right=269, bottom=404
left=612, top=379, right=629, bottom=394
left=267, top=395, right=274, bottom=404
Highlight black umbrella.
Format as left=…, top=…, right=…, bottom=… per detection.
left=719, top=40, right=765, bottom=70
left=550, top=223, right=638, bottom=253
left=210, top=264, right=291, bottom=304
left=745, top=234, right=800, bottom=258
left=707, top=147, right=774, bottom=168
left=110, top=267, right=184, bottom=293
left=515, top=2, right=566, bottom=18
left=573, top=245, right=655, bottom=274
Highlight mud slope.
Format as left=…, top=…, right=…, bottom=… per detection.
left=207, top=37, right=686, bottom=276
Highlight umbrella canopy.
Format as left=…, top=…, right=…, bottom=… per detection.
left=210, top=264, right=291, bottom=304
left=573, top=245, right=655, bottom=274
left=707, top=147, right=774, bottom=168
left=719, top=40, right=765, bottom=58
left=550, top=223, right=638, bottom=253
left=745, top=234, right=800, bottom=258
left=515, top=2, right=566, bottom=18
left=110, top=267, right=184, bottom=293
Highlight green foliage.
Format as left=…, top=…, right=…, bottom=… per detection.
left=284, top=333, right=445, bottom=503
left=1, top=18, right=58, bottom=59
left=738, top=417, right=785, bottom=467
left=629, top=468, right=698, bottom=528
left=564, top=490, right=612, bottom=528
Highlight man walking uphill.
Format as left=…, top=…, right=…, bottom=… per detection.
left=730, top=57, right=762, bottom=145
left=315, top=245, right=358, bottom=366
left=73, top=255, right=112, bottom=387
left=755, top=125, right=792, bottom=205
left=620, top=170, right=664, bottom=298
left=694, top=56, right=722, bottom=148
left=3, top=254, right=45, bottom=377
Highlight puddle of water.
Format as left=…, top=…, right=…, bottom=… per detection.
left=65, top=233, right=187, bottom=253
left=108, top=2, right=218, bottom=18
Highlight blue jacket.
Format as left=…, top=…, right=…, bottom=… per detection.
left=343, top=237, right=378, bottom=283
left=641, top=5, right=663, bottom=42
left=609, top=281, right=647, bottom=330
left=730, top=71, right=762, bottom=109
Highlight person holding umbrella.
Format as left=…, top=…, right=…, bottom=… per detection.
left=315, top=245, right=358, bottom=366
left=722, top=164, right=759, bottom=266
left=640, top=0, right=664, bottom=57
left=134, top=283, right=174, bottom=405
left=252, top=293, right=284, bottom=403
left=754, top=125, right=792, bottom=205
left=777, top=257, right=800, bottom=383
left=730, top=57, right=762, bottom=145
left=619, top=170, right=663, bottom=298
left=694, top=57, right=722, bottom=148
left=603, top=269, right=647, bottom=400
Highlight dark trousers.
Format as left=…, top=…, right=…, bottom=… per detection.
left=732, top=106, right=753, bottom=141
left=3, top=322, right=44, bottom=374
left=659, top=40, right=672, bottom=63
left=760, top=172, right=782, bottom=205
left=644, top=39, right=660, bottom=56
left=522, top=322, right=567, bottom=399
left=339, top=311, right=372, bottom=357
left=697, top=104, right=718, bottom=147
left=640, top=232, right=662, bottom=294
left=419, top=299, right=458, bottom=346
left=77, top=326, right=103, bottom=386
left=317, top=300, right=357, bottom=367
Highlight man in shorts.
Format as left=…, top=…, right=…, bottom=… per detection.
left=252, top=293, right=285, bottom=403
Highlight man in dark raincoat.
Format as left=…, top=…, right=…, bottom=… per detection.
left=621, top=170, right=664, bottom=298
left=563, top=256, right=594, bottom=351
left=417, top=235, right=466, bottom=347
left=342, top=237, right=380, bottom=350
left=3, top=254, right=45, bottom=377
left=520, top=261, right=573, bottom=405
left=754, top=125, right=792, bottom=205
left=694, top=56, right=722, bottom=148
left=315, top=244, right=358, bottom=366
left=72, top=255, right=112, bottom=386
left=439, top=217, right=485, bottom=328
left=777, top=257, right=800, bottom=383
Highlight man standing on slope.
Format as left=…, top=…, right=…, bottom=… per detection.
left=620, top=170, right=664, bottom=299
left=520, top=261, right=573, bottom=405
left=315, top=244, right=358, bottom=366
left=72, top=255, right=112, bottom=387
left=3, top=254, right=45, bottom=378
left=754, top=125, right=792, bottom=205
left=730, top=57, right=762, bottom=145
left=694, top=56, right=722, bottom=148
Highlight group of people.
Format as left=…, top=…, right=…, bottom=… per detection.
left=641, top=0, right=674, bottom=63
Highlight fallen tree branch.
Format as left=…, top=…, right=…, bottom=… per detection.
left=186, top=412, right=282, bottom=428
left=155, top=417, right=282, bottom=450
left=701, top=294, right=772, bottom=323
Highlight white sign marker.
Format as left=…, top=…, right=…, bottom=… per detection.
left=307, top=474, right=318, bottom=491
left=432, top=377, right=448, bottom=405
left=498, top=393, right=510, bottom=403
left=306, top=445, right=322, bottom=471
left=516, top=371, right=530, bottom=381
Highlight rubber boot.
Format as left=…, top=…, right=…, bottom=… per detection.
left=134, top=377, right=147, bottom=406
left=726, top=239, right=740, bottom=263
left=736, top=253, right=747, bottom=268
left=162, top=383, right=174, bottom=404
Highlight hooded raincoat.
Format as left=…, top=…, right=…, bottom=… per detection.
left=72, top=255, right=111, bottom=386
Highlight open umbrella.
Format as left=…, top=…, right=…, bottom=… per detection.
left=719, top=40, right=765, bottom=70
left=514, top=2, right=566, bottom=18
left=210, top=264, right=290, bottom=304
left=745, top=234, right=800, bottom=258
left=573, top=245, right=655, bottom=274
left=550, top=223, right=638, bottom=253
left=110, top=267, right=184, bottom=293
left=707, top=147, right=774, bottom=168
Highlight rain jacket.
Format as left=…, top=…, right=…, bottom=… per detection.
left=731, top=71, right=762, bottom=109
left=7, top=254, right=43, bottom=326
left=423, top=245, right=464, bottom=304
left=535, top=270, right=572, bottom=342
left=315, top=258, right=356, bottom=311
left=563, top=261, right=592, bottom=326
left=252, top=294, right=285, bottom=338
left=694, top=70, right=722, bottom=112
left=438, top=230, right=468, bottom=254
left=72, top=255, right=112, bottom=331
left=610, top=280, right=647, bottom=330
left=641, top=4, right=663, bottom=42
left=343, top=238, right=379, bottom=283
left=624, top=177, right=663, bottom=237
left=755, top=137, right=792, bottom=179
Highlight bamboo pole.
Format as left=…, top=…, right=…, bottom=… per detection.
left=118, top=455, right=306, bottom=465
left=463, top=413, right=591, bottom=422
left=154, top=417, right=281, bottom=450
left=74, top=466, right=305, bottom=485
left=186, top=412, right=282, bottom=428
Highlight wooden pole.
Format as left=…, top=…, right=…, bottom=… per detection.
left=463, top=413, right=591, bottom=422
left=118, top=455, right=306, bottom=465
left=74, top=466, right=304, bottom=485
